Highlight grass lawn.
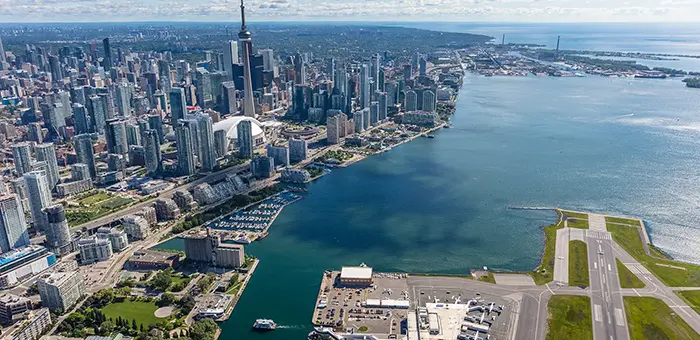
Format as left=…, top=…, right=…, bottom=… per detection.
left=101, top=301, right=161, bottom=328
left=605, top=216, right=641, bottom=226
left=226, top=282, right=242, bottom=295
left=569, top=240, right=589, bottom=287
left=67, top=195, right=136, bottom=226
left=545, top=295, right=593, bottom=340
left=676, top=291, right=700, bottom=315
left=531, top=210, right=564, bottom=285
left=607, top=223, right=700, bottom=287
left=169, top=275, right=191, bottom=292
left=562, top=210, right=589, bottom=220
left=624, top=297, right=699, bottom=340
left=567, top=218, right=589, bottom=229
left=101, top=197, right=134, bottom=210
left=78, top=192, right=112, bottom=205
left=477, top=272, right=496, bottom=284
left=616, top=259, right=645, bottom=289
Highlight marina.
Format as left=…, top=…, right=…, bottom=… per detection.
left=208, top=191, right=303, bottom=244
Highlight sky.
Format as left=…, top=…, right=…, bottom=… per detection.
left=0, top=0, right=698, bottom=22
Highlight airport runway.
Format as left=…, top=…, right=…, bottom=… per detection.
left=586, top=230, right=630, bottom=340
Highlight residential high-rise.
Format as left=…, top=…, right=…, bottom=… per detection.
left=239, top=0, right=256, bottom=117
left=378, top=92, right=388, bottom=121
left=0, top=36, right=5, bottom=63
left=87, top=95, right=106, bottom=133
left=266, top=144, right=289, bottom=167
left=78, top=236, right=113, bottom=264
left=115, top=83, right=131, bottom=117
left=175, top=125, right=196, bottom=176
left=260, top=49, right=274, bottom=71
left=35, top=143, right=60, bottom=190
left=404, top=90, right=418, bottom=111
left=73, top=103, right=90, bottom=134
left=102, top=37, right=112, bottom=69
left=0, top=194, right=30, bottom=254
left=360, top=64, right=370, bottom=109
left=196, top=113, right=216, bottom=171
left=237, top=120, right=254, bottom=158
left=326, top=58, right=335, bottom=84
left=289, top=138, right=308, bottom=163
left=27, top=123, right=43, bottom=144
left=195, top=67, right=212, bottom=107
left=44, top=205, right=73, bottom=256
left=143, top=129, right=162, bottom=177
left=147, top=114, right=165, bottom=143
left=251, top=155, right=274, bottom=179
left=73, top=134, right=96, bottom=179
left=422, top=90, right=437, bottom=113
left=214, top=129, right=228, bottom=158
left=370, top=101, right=379, bottom=126
left=327, top=115, right=341, bottom=145
left=419, top=57, right=427, bottom=76
left=223, top=40, right=239, bottom=81
left=169, top=87, right=186, bottom=127
left=23, top=171, right=52, bottom=232
left=105, top=119, right=128, bottom=156
left=71, top=163, right=91, bottom=181
left=37, top=271, right=85, bottom=311
left=11, top=142, right=32, bottom=176
left=125, top=123, right=141, bottom=146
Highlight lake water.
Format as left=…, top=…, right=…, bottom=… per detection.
left=156, top=70, right=700, bottom=338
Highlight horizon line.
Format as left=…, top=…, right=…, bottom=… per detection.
left=1, top=20, right=700, bottom=25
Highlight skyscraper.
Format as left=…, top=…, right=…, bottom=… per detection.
left=405, top=90, right=418, bottom=111
left=147, top=114, right=165, bottom=143
left=289, top=139, right=308, bottom=163
left=105, top=119, right=128, bottom=156
left=35, top=144, right=59, bottom=190
left=327, top=115, right=341, bottom=145
left=169, top=87, right=186, bottom=127
left=419, top=57, right=427, bottom=77
left=223, top=40, right=239, bottom=81
left=0, top=37, right=5, bottom=63
left=196, top=113, right=216, bottom=171
left=239, top=0, right=256, bottom=117
left=175, top=125, right=196, bottom=176
left=266, top=144, right=289, bottom=167
left=44, top=205, right=72, bottom=256
left=102, top=38, right=112, bottom=69
left=237, top=120, right=254, bottom=159
left=378, top=92, right=388, bottom=121
left=0, top=194, right=29, bottom=254
left=115, top=83, right=131, bottom=117
left=74, top=134, right=96, bottom=179
left=24, top=171, right=52, bottom=232
left=87, top=95, right=106, bottom=134
left=143, top=130, right=162, bottom=177
left=125, top=123, right=141, bottom=147
left=73, top=103, right=90, bottom=134
left=422, top=90, right=437, bottom=113
left=360, top=64, right=370, bottom=109
left=260, top=49, right=274, bottom=71
left=370, top=101, right=379, bottom=126
left=11, top=143, right=32, bottom=176
left=214, top=130, right=228, bottom=158
left=195, top=67, right=212, bottom=107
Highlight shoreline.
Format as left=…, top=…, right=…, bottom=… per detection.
left=217, top=258, right=260, bottom=323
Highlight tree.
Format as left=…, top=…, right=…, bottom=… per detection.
left=99, top=321, right=116, bottom=335
left=151, top=271, right=173, bottom=291
left=189, top=318, right=218, bottom=340
left=177, top=296, right=196, bottom=315
left=132, top=319, right=138, bottom=330
left=158, top=293, right=176, bottom=307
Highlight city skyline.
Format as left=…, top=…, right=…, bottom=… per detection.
left=0, top=0, right=697, bottom=23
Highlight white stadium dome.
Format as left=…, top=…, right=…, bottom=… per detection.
left=213, top=116, right=266, bottom=143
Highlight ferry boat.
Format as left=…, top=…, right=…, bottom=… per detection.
left=426, top=134, right=436, bottom=139
left=253, top=319, right=276, bottom=330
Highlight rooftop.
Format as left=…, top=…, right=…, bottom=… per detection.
left=341, top=266, right=373, bottom=280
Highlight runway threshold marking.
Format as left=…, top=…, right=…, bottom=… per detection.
left=615, top=308, right=625, bottom=326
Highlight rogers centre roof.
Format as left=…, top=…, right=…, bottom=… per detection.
left=212, top=116, right=265, bottom=141
left=341, top=266, right=373, bottom=279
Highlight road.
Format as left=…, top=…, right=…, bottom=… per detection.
left=586, top=230, right=630, bottom=340
left=74, top=162, right=252, bottom=232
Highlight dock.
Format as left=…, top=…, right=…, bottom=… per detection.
left=217, top=258, right=260, bottom=322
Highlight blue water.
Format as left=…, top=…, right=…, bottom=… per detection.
left=154, top=24, right=700, bottom=339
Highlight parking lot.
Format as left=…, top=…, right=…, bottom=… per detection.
left=312, top=271, right=410, bottom=337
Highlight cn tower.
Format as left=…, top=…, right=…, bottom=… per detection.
left=239, top=0, right=256, bottom=117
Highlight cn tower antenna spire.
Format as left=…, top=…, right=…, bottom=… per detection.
left=240, top=0, right=247, bottom=32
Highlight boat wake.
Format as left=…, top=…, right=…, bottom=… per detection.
left=276, top=325, right=307, bottom=329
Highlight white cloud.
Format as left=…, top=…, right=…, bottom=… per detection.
left=0, top=0, right=696, bottom=21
